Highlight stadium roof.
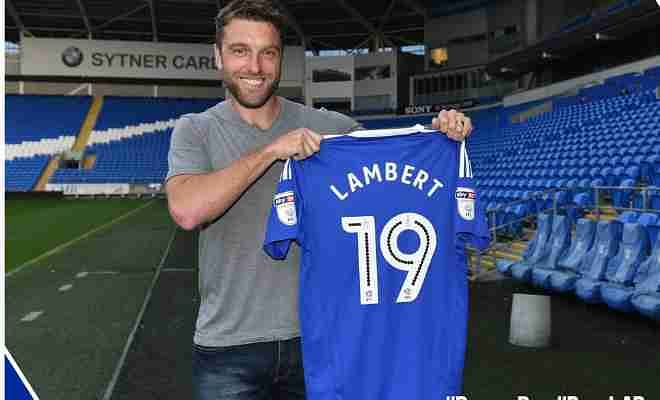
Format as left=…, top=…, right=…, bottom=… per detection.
left=5, top=0, right=490, bottom=51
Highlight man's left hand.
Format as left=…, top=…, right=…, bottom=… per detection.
left=432, top=109, right=473, bottom=142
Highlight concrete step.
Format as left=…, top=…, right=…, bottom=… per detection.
left=510, top=242, right=528, bottom=252
left=467, top=255, right=495, bottom=269
left=492, top=250, right=521, bottom=261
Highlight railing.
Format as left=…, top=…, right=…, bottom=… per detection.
left=467, top=184, right=660, bottom=279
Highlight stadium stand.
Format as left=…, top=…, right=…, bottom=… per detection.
left=5, top=95, right=91, bottom=144
left=48, top=97, right=218, bottom=185
left=94, top=96, right=218, bottom=130
left=5, top=95, right=91, bottom=191
left=5, top=156, right=50, bottom=192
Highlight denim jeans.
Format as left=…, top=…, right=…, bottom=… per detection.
left=192, top=337, right=306, bottom=400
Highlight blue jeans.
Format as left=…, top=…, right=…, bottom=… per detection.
left=192, top=337, right=306, bottom=400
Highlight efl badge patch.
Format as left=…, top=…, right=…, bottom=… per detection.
left=274, top=191, right=297, bottom=226
left=455, top=187, right=476, bottom=221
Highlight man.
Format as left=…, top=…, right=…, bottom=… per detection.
left=165, top=1, right=474, bottom=399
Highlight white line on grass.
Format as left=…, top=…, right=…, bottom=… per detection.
left=101, top=226, right=178, bottom=400
left=58, top=284, right=73, bottom=292
left=6, top=200, right=156, bottom=279
left=161, top=268, right=195, bottom=272
left=20, top=311, right=44, bottom=322
left=5, top=349, right=42, bottom=400
left=76, top=271, right=119, bottom=277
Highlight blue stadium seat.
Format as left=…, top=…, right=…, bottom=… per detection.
left=551, top=220, right=618, bottom=293
left=510, top=214, right=555, bottom=281
left=617, top=210, right=639, bottom=223
left=638, top=213, right=659, bottom=245
left=576, top=222, right=641, bottom=304
left=530, top=215, right=572, bottom=288
left=602, top=234, right=660, bottom=313
left=549, top=219, right=596, bottom=292
left=630, top=268, right=660, bottom=320
left=496, top=213, right=552, bottom=276
left=612, top=179, right=636, bottom=208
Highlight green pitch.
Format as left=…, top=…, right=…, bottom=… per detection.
left=5, top=197, right=154, bottom=273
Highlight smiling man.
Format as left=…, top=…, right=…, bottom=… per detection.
left=165, top=1, right=474, bottom=399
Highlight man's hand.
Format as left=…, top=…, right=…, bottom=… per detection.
left=267, top=128, right=323, bottom=161
left=432, top=109, right=473, bottom=141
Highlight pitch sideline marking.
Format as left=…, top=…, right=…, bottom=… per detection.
left=6, top=200, right=157, bottom=278
left=101, top=226, right=178, bottom=400
left=58, top=284, right=73, bottom=292
left=20, top=311, right=44, bottom=322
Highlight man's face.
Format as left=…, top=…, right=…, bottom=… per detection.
left=216, top=19, right=282, bottom=109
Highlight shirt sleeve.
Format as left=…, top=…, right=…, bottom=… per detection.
left=166, top=115, right=212, bottom=182
left=454, top=141, right=491, bottom=251
left=263, top=159, right=304, bottom=260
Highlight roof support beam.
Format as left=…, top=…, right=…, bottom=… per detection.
left=272, top=0, right=308, bottom=48
left=146, top=0, right=158, bottom=41
left=333, top=0, right=394, bottom=49
left=400, top=0, right=428, bottom=20
left=95, top=4, right=149, bottom=31
left=75, top=0, right=93, bottom=38
left=6, top=0, right=32, bottom=37
left=378, top=0, right=399, bottom=33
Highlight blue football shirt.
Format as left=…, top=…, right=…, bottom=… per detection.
left=263, top=125, right=490, bottom=400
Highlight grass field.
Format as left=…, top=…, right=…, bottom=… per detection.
left=5, top=197, right=660, bottom=400
left=5, top=197, right=156, bottom=273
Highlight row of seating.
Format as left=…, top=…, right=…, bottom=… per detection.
left=51, top=129, right=171, bottom=185
left=496, top=214, right=660, bottom=320
left=6, top=95, right=91, bottom=144
left=467, top=88, right=660, bottom=216
left=5, top=156, right=49, bottom=192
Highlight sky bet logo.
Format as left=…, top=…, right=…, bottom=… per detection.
left=61, top=46, right=84, bottom=67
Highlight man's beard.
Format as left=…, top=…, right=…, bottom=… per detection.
left=223, top=71, right=280, bottom=109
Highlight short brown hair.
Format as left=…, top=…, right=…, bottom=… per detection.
left=215, top=0, right=287, bottom=47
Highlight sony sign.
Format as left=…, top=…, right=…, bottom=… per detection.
left=21, top=37, right=304, bottom=83
left=404, top=105, right=433, bottom=114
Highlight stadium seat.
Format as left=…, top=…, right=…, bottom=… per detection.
left=548, top=219, right=595, bottom=292
left=616, top=210, right=638, bottom=223
left=637, top=213, right=659, bottom=246
left=510, top=214, right=555, bottom=281
left=496, top=213, right=552, bottom=276
left=530, top=215, right=572, bottom=288
left=575, top=222, right=641, bottom=304
left=612, top=179, right=636, bottom=208
left=630, top=270, right=660, bottom=320
left=602, top=235, right=660, bottom=313
left=551, top=220, right=616, bottom=293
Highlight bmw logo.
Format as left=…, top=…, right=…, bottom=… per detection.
left=61, top=46, right=83, bottom=67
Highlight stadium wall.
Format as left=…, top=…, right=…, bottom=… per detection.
left=504, top=55, right=660, bottom=106
left=425, top=8, right=489, bottom=69
left=486, top=0, right=525, bottom=52
left=537, top=0, right=567, bottom=38
left=305, top=55, right=354, bottom=109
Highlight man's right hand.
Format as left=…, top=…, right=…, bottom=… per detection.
left=266, top=128, right=323, bottom=161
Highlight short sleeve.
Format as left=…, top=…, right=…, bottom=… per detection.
left=166, top=116, right=212, bottom=182
left=263, top=159, right=304, bottom=260
left=454, top=141, right=491, bottom=251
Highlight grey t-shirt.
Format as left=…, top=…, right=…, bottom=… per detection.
left=167, top=98, right=359, bottom=347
